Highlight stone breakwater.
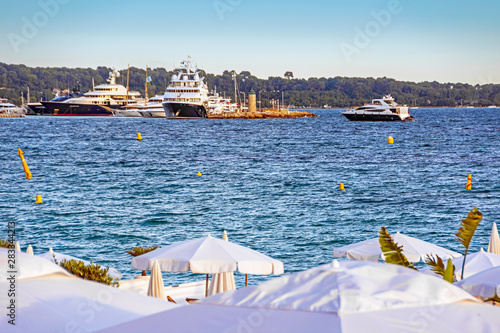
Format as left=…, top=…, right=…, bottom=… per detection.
left=208, top=109, right=317, bottom=119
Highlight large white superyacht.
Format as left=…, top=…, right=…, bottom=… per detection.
left=41, top=69, right=142, bottom=116
left=162, top=58, right=209, bottom=118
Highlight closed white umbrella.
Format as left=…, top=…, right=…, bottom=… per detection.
left=333, top=232, right=461, bottom=263
left=455, top=266, right=500, bottom=300
left=26, top=245, right=34, bottom=255
left=38, top=248, right=123, bottom=280
left=99, top=260, right=500, bottom=333
left=0, top=249, right=177, bottom=333
left=208, top=231, right=236, bottom=296
left=14, top=241, right=21, bottom=252
left=421, top=248, right=500, bottom=281
left=488, top=222, right=500, bottom=254
left=147, top=260, right=166, bottom=300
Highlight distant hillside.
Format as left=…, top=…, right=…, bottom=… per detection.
left=1, top=63, right=499, bottom=107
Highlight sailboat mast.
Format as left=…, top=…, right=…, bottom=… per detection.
left=126, top=65, right=130, bottom=106
left=145, top=66, right=148, bottom=106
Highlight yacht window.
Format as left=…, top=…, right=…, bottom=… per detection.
left=374, top=101, right=382, bottom=105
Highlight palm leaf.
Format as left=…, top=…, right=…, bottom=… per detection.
left=379, top=227, right=417, bottom=270
left=455, top=207, right=483, bottom=250
left=443, top=258, right=455, bottom=283
left=425, top=254, right=446, bottom=277
left=455, top=207, right=483, bottom=279
left=126, top=246, right=159, bottom=257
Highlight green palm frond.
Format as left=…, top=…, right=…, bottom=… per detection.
left=126, top=246, right=159, bottom=257
left=425, top=254, right=446, bottom=277
left=443, top=259, right=455, bottom=283
left=379, top=227, right=417, bottom=270
left=455, top=207, right=483, bottom=250
left=455, top=207, right=483, bottom=279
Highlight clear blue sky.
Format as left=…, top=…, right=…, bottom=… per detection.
left=1, top=0, right=499, bottom=84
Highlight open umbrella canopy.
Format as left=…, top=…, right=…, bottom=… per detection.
left=0, top=249, right=177, bottom=333
left=208, top=231, right=237, bottom=296
left=421, top=248, right=500, bottom=281
left=455, top=266, right=500, bottom=300
left=333, top=232, right=461, bottom=263
left=488, top=222, right=500, bottom=254
left=38, top=247, right=122, bottom=280
left=131, top=235, right=284, bottom=275
left=98, top=260, right=500, bottom=333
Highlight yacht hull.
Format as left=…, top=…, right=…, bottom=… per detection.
left=25, top=103, right=51, bottom=116
left=163, top=103, right=207, bottom=119
left=342, top=112, right=413, bottom=121
left=41, top=102, right=114, bottom=116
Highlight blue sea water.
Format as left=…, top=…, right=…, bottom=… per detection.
left=1, top=108, right=499, bottom=285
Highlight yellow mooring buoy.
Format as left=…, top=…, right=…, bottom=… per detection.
left=18, top=148, right=33, bottom=180
left=137, top=133, right=142, bottom=141
left=466, top=174, right=472, bottom=190
left=387, top=136, right=394, bottom=144
left=339, top=183, right=345, bottom=191
left=196, top=172, right=203, bottom=177
left=35, top=195, right=43, bottom=204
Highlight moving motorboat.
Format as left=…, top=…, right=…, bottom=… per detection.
left=342, top=95, right=414, bottom=121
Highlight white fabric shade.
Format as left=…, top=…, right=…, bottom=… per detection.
left=26, top=244, right=34, bottom=255
left=455, top=266, right=500, bottom=300
left=99, top=261, right=500, bottom=333
left=488, top=222, right=500, bottom=254
left=131, top=235, right=284, bottom=275
left=421, top=248, right=500, bottom=281
left=333, top=232, right=461, bottom=263
left=208, top=231, right=237, bottom=296
left=0, top=249, right=177, bottom=333
left=147, top=260, right=166, bottom=300
left=38, top=247, right=122, bottom=280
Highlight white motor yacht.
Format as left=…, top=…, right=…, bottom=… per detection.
left=0, top=98, right=25, bottom=117
left=162, top=57, right=209, bottom=118
left=41, top=69, right=142, bottom=116
left=138, top=95, right=166, bottom=118
left=341, top=95, right=414, bottom=121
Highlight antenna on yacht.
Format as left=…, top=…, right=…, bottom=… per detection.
left=126, top=64, right=130, bottom=106
left=27, top=86, right=30, bottom=104
left=92, top=77, right=95, bottom=90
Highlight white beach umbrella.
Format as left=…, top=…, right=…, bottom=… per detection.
left=14, top=241, right=21, bottom=252
left=455, top=266, right=500, bottom=300
left=421, top=248, right=500, bottom=281
left=0, top=249, right=177, bottom=333
left=26, top=244, right=34, bottom=255
left=488, top=222, right=500, bottom=254
left=208, top=231, right=237, bottom=296
left=131, top=235, right=283, bottom=296
left=147, top=260, right=166, bottom=300
left=98, top=260, right=500, bottom=333
left=333, top=232, right=461, bottom=263
left=38, top=247, right=122, bottom=280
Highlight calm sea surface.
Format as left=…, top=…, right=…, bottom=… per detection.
left=2, top=108, right=499, bottom=285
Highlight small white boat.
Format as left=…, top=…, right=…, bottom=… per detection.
left=0, top=98, right=25, bottom=117
left=342, top=95, right=414, bottom=121
left=138, top=95, right=166, bottom=118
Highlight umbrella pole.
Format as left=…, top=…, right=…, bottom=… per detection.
left=245, top=274, right=248, bottom=286
left=205, top=274, right=209, bottom=297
